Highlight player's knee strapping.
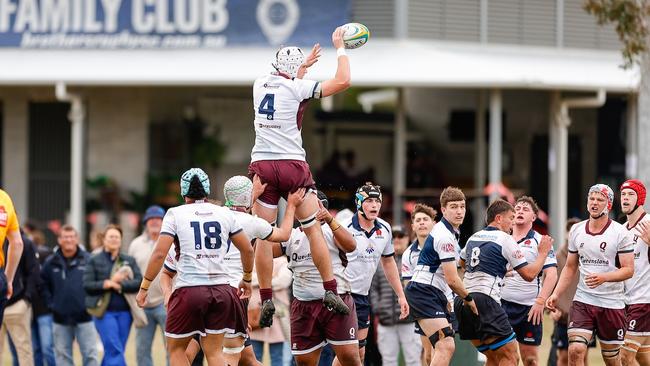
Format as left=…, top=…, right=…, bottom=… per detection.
left=601, top=347, right=620, bottom=359
left=223, top=345, right=245, bottom=354
left=428, top=326, right=454, bottom=348
left=484, top=332, right=516, bottom=351
left=299, top=212, right=318, bottom=229
left=358, top=338, right=367, bottom=348
left=623, top=339, right=641, bottom=353
left=568, top=334, right=590, bottom=346
left=638, top=344, right=650, bottom=354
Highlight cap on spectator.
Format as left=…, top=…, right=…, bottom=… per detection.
left=143, top=205, right=165, bottom=224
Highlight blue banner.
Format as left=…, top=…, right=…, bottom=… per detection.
left=0, top=0, right=350, bottom=48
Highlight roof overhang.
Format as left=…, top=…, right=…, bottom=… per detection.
left=0, top=39, right=639, bottom=92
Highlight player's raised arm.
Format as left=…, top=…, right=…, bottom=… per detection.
left=266, top=188, right=305, bottom=243
left=321, top=27, right=351, bottom=98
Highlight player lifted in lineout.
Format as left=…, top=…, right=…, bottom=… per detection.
left=249, top=27, right=352, bottom=326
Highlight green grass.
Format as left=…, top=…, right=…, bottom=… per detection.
left=3, top=314, right=606, bottom=365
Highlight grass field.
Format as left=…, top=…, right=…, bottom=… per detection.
left=2, top=314, right=606, bottom=365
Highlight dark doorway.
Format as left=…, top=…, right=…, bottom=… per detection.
left=530, top=135, right=583, bottom=219
left=28, top=102, right=71, bottom=223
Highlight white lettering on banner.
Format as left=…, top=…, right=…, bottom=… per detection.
left=101, top=0, right=121, bottom=32
left=14, top=0, right=40, bottom=32
left=83, top=0, right=101, bottom=32
left=71, top=0, right=82, bottom=31
left=155, top=0, right=174, bottom=33
left=174, top=0, right=200, bottom=33
left=202, top=0, right=227, bottom=33
left=40, top=0, right=69, bottom=32
left=19, top=30, right=227, bottom=48
left=132, top=0, right=154, bottom=33
left=0, top=0, right=17, bottom=32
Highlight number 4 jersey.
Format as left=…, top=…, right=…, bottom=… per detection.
left=251, top=74, right=321, bottom=162
left=460, top=226, right=528, bottom=302
left=160, top=200, right=244, bottom=289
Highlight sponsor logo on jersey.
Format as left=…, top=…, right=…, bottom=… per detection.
left=258, top=123, right=281, bottom=129
left=578, top=255, right=610, bottom=266
left=634, top=251, right=641, bottom=260
left=196, top=253, right=220, bottom=259
left=0, top=206, right=7, bottom=227
left=291, top=252, right=312, bottom=262
left=513, top=250, right=524, bottom=259
left=580, top=242, right=585, bottom=248
left=442, top=243, right=455, bottom=253
left=195, top=211, right=213, bottom=216
left=263, top=83, right=280, bottom=89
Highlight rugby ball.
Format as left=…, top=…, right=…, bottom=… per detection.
left=342, top=23, right=370, bottom=49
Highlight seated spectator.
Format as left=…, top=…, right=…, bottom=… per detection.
left=84, top=225, right=142, bottom=366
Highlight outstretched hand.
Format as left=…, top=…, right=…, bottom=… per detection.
left=297, top=44, right=321, bottom=79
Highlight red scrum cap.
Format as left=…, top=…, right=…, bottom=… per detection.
left=620, top=179, right=646, bottom=206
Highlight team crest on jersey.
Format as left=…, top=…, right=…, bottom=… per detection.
left=599, top=242, right=607, bottom=252
left=579, top=242, right=585, bottom=249
left=513, top=250, right=524, bottom=259
left=365, top=242, right=375, bottom=254
left=0, top=206, right=7, bottom=227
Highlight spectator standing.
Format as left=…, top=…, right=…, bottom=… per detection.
left=28, top=224, right=55, bottom=366
left=128, top=205, right=168, bottom=366
left=370, top=226, right=422, bottom=366
left=84, top=225, right=142, bottom=366
left=42, top=225, right=100, bottom=366
left=249, top=256, right=292, bottom=366
left=0, top=232, right=39, bottom=366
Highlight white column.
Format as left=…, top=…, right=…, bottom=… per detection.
left=2, top=96, right=29, bottom=219
left=69, top=99, right=86, bottom=239
left=393, top=88, right=406, bottom=226
left=56, top=83, right=86, bottom=238
left=394, top=0, right=408, bottom=39
left=474, top=91, right=487, bottom=230
left=626, top=94, right=638, bottom=178
left=548, top=92, right=562, bottom=246
left=488, top=89, right=502, bottom=202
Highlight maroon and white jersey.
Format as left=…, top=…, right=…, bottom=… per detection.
left=251, top=74, right=320, bottom=162
left=568, top=219, right=635, bottom=309
left=624, top=213, right=650, bottom=305
left=281, top=225, right=350, bottom=301
left=160, top=201, right=243, bottom=289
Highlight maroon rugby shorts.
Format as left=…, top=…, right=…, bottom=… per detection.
left=166, top=285, right=247, bottom=338
left=289, top=294, right=358, bottom=355
left=568, top=301, right=626, bottom=344
left=625, top=303, right=650, bottom=336
left=248, top=160, right=316, bottom=207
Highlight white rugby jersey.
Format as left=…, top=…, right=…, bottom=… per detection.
left=164, top=210, right=273, bottom=288
left=251, top=73, right=320, bottom=162
left=411, top=218, right=460, bottom=302
left=568, top=219, right=635, bottom=309
left=624, top=213, right=650, bottom=305
left=401, top=241, right=421, bottom=281
left=343, top=215, right=394, bottom=296
left=461, top=227, right=529, bottom=303
left=160, top=201, right=243, bottom=289
left=281, top=225, right=351, bottom=301
left=223, top=211, right=273, bottom=287
left=501, top=229, right=557, bottom=306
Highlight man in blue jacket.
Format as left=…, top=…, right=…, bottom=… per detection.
left=41, top=225, right=99, bottom=366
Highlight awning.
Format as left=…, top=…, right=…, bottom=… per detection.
left=0, top=39, right=639, bottom=91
